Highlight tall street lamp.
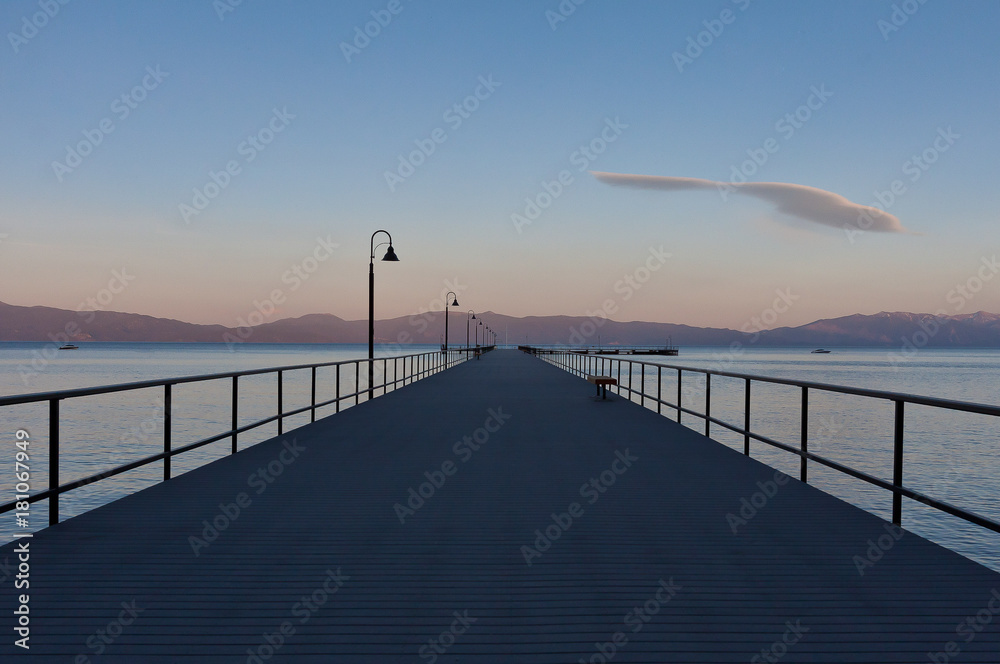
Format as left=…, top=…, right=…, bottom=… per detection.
left=443, top=291, right=459, bottom=355
left=466, top=310, right=476, bottom=350
left=477, top=319, right=483, bottom=347
left=368, top=230, right=399, bottom=398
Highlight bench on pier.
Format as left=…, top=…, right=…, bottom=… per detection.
left=586, top=375, right=617, bottom=400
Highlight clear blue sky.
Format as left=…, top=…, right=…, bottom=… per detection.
left=2, top=0, right=998, bottom=329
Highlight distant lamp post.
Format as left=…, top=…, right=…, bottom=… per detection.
left=467, top=310, right=476, bottom=349
left=477, top=319, right=483, bottom=347
left=443, top=291, right=459, bottom=354
left=368, top=230, right=399, bottom=398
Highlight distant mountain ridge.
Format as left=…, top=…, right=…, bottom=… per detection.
left=1, top=301, right=999, bottom=347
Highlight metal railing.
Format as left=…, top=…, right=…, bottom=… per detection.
left=535, top=350, right=1000, bottom=535
left=1, top=348, right=477, bottom=526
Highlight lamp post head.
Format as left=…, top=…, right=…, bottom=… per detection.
left=450, top=297, right=459, bottom=307
left=381, top=245, right=399, bottom=261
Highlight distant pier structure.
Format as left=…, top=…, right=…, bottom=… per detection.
left=520, top=344, right=679, bottom=356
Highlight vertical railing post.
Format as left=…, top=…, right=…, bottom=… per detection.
left=705, top=373, right=711, bottom=437
left=49, top=398, right=59, bottom=526
left=657, top=366, right=662, bottom=414
left=743, top=378, right=751, bottom=455
left=892, top=400, right=904, bottom=525
left=639, top=363, right=645, bottom=408
left=231, top=376, right=238, bottom=454
left=355, top=362, right=360, bottom=405
left=336, top=364, right=341, bottom=413
left=277, top=370, right=283, bottom=435
left=310, top=367, right=316, bottom=423
left=677, top=369, right=682, bottom=423
left=164, top=384, right=172, bottom=481
left=628, top=361, right=633, bottom=402
left=800, top=386, right=808, bottom=483
left=616, top=361, right=622, bottom=395
left=383, top=358, right=388, bottom=395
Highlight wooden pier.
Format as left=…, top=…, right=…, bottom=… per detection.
left=2, top=350, right=999, bottom=662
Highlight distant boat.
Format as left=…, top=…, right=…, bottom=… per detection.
left=59, top=344, right=79, bottom=350
left=810, top=348, right=831, bottom=354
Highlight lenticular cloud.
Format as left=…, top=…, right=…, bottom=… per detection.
left=591, top=171, right=912, bottom=234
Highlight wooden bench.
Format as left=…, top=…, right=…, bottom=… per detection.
left=586, top=375, right=617, bottom=400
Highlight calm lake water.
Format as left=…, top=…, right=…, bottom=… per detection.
left=1, top=343, right=998, bottom=573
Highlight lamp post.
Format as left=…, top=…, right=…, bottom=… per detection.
left=368, top=230, right=399, bottom=398
left=467, top=310, right=476, bottom=350
left=477, top=319, right=483, bottom=347
left=443, top=291, right=459, bottom=358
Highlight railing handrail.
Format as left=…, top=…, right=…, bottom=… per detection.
left=525, top=349, right=1000, bottom=417
left=0, top=349, right=443, bottom=407
left=0, top=347, right=479, bottom=526
left=533, top=349, right=1000, bottom=539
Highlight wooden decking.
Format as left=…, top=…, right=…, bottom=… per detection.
left=2, top=350, right=999, bottom=662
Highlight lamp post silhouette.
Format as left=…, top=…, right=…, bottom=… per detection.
left=368, top=230, right=398, bottom=398
left=476, top=319, right=483, bottom=347
left=443, top=291, right=459, bottom=356
left=466, top=310, right=476, bottom=349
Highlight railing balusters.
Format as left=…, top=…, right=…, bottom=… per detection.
left=49, top=398, right=59, bottom=526
left=277, top=370, right=284, bottom=435
left=520, top=348, right=1000, bottom=537
left=310, top=367, right=317, bottom=423
left=336, top=364, right=341, bottom=413
left=657, top=365, right=662, bottom=414
left=231, top=376, right=238, bottom=454
left=164, top=384, right=172, bottom=481
left=677, top=369, right=682, bottom=423
left=744, top=378, right=751, bottom=455
left=355, top=363, right=360, bottom=405
left=800, top=386, right=808, bottom=483
left=705, top=373, right=711, bottom=437
left=893, top=400, right=904, bottom=525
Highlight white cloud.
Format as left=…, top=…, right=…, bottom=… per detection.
left=591, top=171, right=914, bottom=234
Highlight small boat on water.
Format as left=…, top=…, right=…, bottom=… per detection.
left=59, top=344, right=79, bottom=350
left=810, top=348, right=831, bottom=354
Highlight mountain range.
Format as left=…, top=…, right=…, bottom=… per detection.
left=2, top=300, right=1000, bottom=348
